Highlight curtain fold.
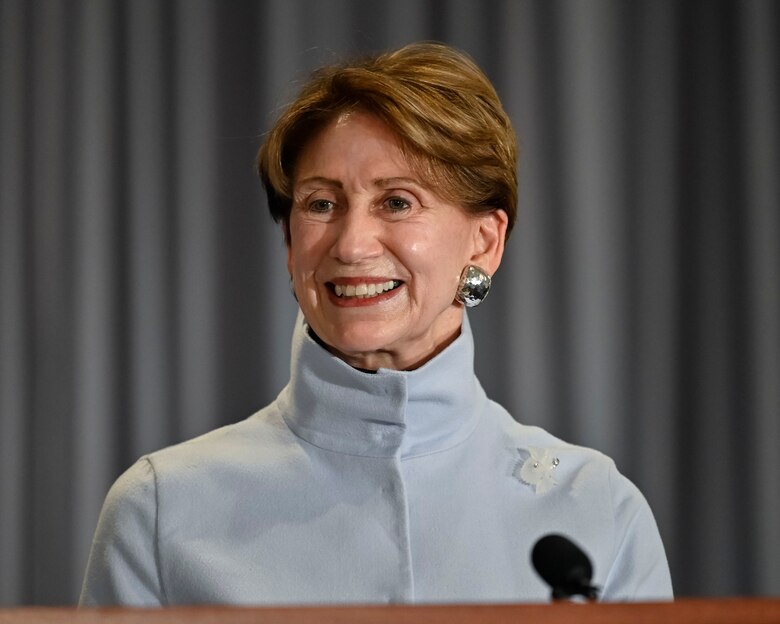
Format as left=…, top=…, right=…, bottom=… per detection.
left=740, top=0, right=780, bottom=595
left=1, top=0, right=778, bottom=604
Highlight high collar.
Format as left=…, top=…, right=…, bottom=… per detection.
left=280, top=312, right=486, bottom=459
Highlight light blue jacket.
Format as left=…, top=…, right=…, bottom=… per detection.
left=80, top=314, right=672, bottom=605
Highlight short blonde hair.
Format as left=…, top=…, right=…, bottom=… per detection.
left=257, top=42, right=518, bottom=237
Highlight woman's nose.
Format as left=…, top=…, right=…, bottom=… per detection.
left=328, top=206, right=383, bottom=264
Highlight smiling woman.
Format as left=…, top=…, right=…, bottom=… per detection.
left=79, top=42, right=673, bottom=606
left=287, top=110, right=506, bottom=371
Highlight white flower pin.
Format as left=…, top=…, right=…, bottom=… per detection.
left=514, top=447, right=560, bottom=494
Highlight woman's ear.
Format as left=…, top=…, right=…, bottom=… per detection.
left=469, top=209, right=508, bottom=275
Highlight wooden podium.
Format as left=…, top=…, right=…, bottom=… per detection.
left=2, top=599, right=780, bottom=624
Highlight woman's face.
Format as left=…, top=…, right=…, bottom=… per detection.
left=288, top=111, right=505, bottom=371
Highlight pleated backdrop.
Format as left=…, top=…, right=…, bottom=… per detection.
left=1, top=0, right=778, bottom=605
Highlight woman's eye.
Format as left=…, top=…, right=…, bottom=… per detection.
left=309, top=199, right=334, bottom=213
left=385, top=197, right=411, bottom=212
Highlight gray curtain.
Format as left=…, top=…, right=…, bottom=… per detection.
left=1, top=0, right=778, bottom=605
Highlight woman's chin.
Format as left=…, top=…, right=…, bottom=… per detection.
left=324, top=328, right=399, bottom=360
left=307, top=305, right=464, bottom=370
left=308, top=320, right=408, bottom=369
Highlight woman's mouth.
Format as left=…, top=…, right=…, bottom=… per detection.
left=332, top=280, right=401, bottom=299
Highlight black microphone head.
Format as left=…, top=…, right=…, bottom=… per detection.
left=531, top=533, right=599, bottom=600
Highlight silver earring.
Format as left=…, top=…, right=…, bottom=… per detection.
left=456, top=265, right=491, bottom=307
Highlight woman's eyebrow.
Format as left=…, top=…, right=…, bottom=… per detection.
left=295, top=176, right=342, bottom=189
left=295, top=176, right=425, bottom=190
left=374, top=177, right=424, bottom=189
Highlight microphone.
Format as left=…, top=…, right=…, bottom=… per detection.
left=531, top=534, right=600, bottom=601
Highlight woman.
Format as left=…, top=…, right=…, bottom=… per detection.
left=80, top=42, right=672, bottom=605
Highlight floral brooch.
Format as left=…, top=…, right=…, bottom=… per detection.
left=514, top=447, right=560, bottom=494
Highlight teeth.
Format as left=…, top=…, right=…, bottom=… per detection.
left=334, top=280, right=398, bottom=298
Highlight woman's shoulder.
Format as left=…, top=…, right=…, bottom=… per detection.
left=481, top=400, right=647, bottom=505
left=112, top=403, right=296, bottom=491
left=486, top=400, right=614, bottom=465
